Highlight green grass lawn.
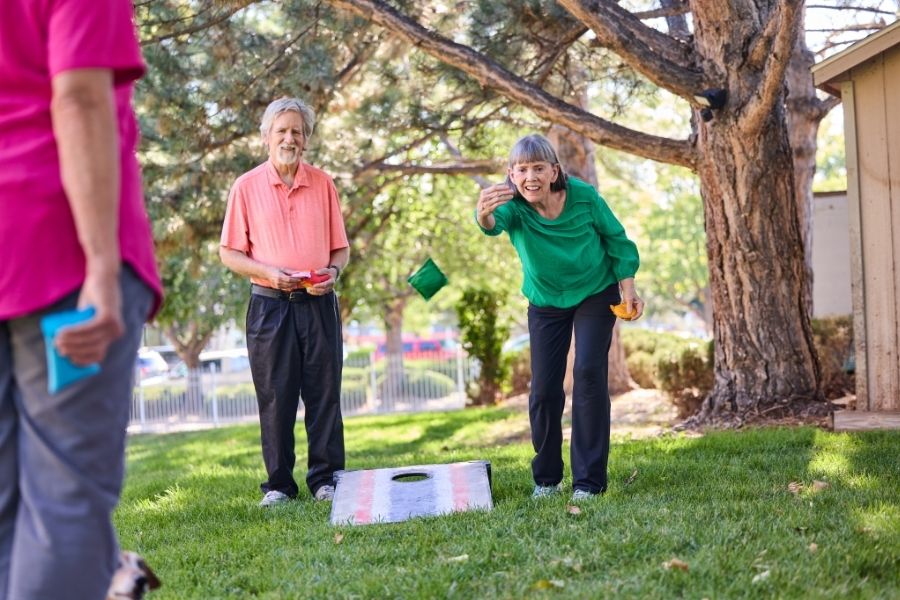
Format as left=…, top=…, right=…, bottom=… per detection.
left=117, top=407, right=899, bottom=599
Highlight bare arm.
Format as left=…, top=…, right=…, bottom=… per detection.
left=219, top=246, right=302, bottom=291
left=51, top=69, right=124, bottom=365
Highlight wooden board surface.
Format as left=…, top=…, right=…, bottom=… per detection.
left=853, top=54, right=899, bottom=409
left=832, top=411, right=900, bottom=431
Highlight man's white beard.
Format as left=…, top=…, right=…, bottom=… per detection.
left=278, top=147, right=299, bottom=163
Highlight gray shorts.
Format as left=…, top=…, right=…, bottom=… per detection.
left=0, top=266, right=152, bottom=600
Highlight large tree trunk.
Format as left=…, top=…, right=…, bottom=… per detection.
left=785, top=19, right=841, bottom=317
left=548, top=123, right=637, bottom=397
left=692, top=1, right=821, bottom=422
left=382, top=297, right=407, bottom=405
left=164, top=324, right=213, bottom=418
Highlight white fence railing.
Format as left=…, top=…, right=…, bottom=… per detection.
left=129, top=349, right=478, bottom=433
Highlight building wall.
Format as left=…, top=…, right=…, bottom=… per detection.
left=812, top=192, right=852, bottom=317
left=844, top=43, right=900, bottom=410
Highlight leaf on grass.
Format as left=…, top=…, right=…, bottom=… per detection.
left=663, top=558, right=689, bottom=571
left=334, top=532, right=344, bottom=544
left=752, top=570, right=770, bottom=583
left=811, top=480, right=830, bottom=492
left=787, top=481, right=804, bottom=494
left=624, top=469, right=638, bottom=486
left=446, top=554, right=469, bottom=563
left=533, top=579, right=565, bottom=590
left=808, top=543, right=818, bottom=553
left=567, top=504, right=582, bottom=515
left=561, top=557, right=583, bottom=573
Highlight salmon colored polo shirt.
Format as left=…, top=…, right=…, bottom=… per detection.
left=220, top=160, right=349, bottom=286
left=0, top=0, right=163, bottom=320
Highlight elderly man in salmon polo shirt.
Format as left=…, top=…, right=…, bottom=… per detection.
left=220, top=97, right=350, bottom=507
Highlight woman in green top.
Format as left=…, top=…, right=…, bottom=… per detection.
left=476, top=134, right=644, bottom=501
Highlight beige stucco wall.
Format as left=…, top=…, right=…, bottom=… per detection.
left=812, top=192, right=852, bottom=317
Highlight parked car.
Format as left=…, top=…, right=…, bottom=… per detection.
left=168, top=348, right=251, bottom=378
left=136, top=349, right=168, bottom=378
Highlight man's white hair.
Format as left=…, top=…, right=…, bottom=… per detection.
left=259, top=97, right=316, bottom=140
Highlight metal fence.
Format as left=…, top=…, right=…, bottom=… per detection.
left=129, top=349, right=478, bottom=433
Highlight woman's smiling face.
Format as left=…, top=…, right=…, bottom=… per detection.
left=508, top=161, right=559, bottom=203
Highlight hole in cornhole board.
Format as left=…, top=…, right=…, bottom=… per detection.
left=392, top=472, right=431, bottom=483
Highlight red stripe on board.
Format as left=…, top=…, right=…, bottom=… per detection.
left=450, top=463, right=469, bottom=511
left=354, top=470, right=376, bottom=524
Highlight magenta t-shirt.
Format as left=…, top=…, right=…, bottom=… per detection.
left=0, top=0, right=162, bottom=319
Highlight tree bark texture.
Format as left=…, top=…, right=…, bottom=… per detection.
left=784, top=22, right=841, bottom=316
left=383, top=297, right=407, bottom=401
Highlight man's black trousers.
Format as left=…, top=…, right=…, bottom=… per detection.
left=246, top=290, right=344, bottom=498
left=527, top=284, right=619, bottom=494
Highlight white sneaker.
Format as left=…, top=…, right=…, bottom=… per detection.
left=531, top=483, right=562, bottom=498
left=259, top=490, right=290, bottom=507
left=571, top=489, right=599, bottom=502
left=314, top=484, right=335, bottom=501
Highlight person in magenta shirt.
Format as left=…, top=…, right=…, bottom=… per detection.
left=0, top=1, right=162, bottom=598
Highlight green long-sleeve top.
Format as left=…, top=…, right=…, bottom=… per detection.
left=477, top=176, right=640, bottom=308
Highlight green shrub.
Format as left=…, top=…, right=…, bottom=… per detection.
left=626, top=350, right=657, bottom=389
left=376, top=369, right=456, bottom=399
left=342, top=366, right=369, bottom=384
left=341, top=378, right=368, bottom=407
left=620, top=328, right=689, bottom=358
left=656, top=342, right=714, bottom=418
left=413, top=358, right=458, bottom=379
left=456, top=289, right=509, bottom=405
left=345, top=347, right=375, bottom=363
left=811, top=316, right=855, bottom=399
left=501, top=347, right=531, bottom=397
left=409, top=371, right=456, bottom=398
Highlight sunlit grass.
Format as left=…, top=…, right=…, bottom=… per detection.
left=117, top=409, right=900, bottom=599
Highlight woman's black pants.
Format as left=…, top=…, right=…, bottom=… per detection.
left=246, top=289, right=344, bottom=498
left=527, top=284, right=619, bottom=493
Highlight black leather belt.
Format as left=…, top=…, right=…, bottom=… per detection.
left=251, top=284, right=309, bottom=302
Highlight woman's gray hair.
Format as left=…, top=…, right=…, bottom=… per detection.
left=259, top=97, right=316, bottom=140
left=508, top=134, right=568, bottom=192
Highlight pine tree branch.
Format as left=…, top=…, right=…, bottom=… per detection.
left=323, top=0, right=698, bottom=170
left=140, top=1, right=255, bottom=46
left=557, top=0, right=705, bottom=99
left=358, top=160, right=503, bottom=177
left=634, top=1, right=690, bottom=20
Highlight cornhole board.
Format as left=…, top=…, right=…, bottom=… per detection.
left=330, top=461, right=492, bottom=526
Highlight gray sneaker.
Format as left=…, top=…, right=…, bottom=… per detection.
left=531, top=483, right=562, bottom=498
left=314, top=484, right=335, bottom=502
left=259, top=490, right=290, bottom=507
left=571, top=489, right=599, bottom=502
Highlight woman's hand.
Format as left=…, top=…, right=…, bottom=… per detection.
left=477, top=183, right=515, bottom=228
left=619, top=278, right=645, bottom=321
